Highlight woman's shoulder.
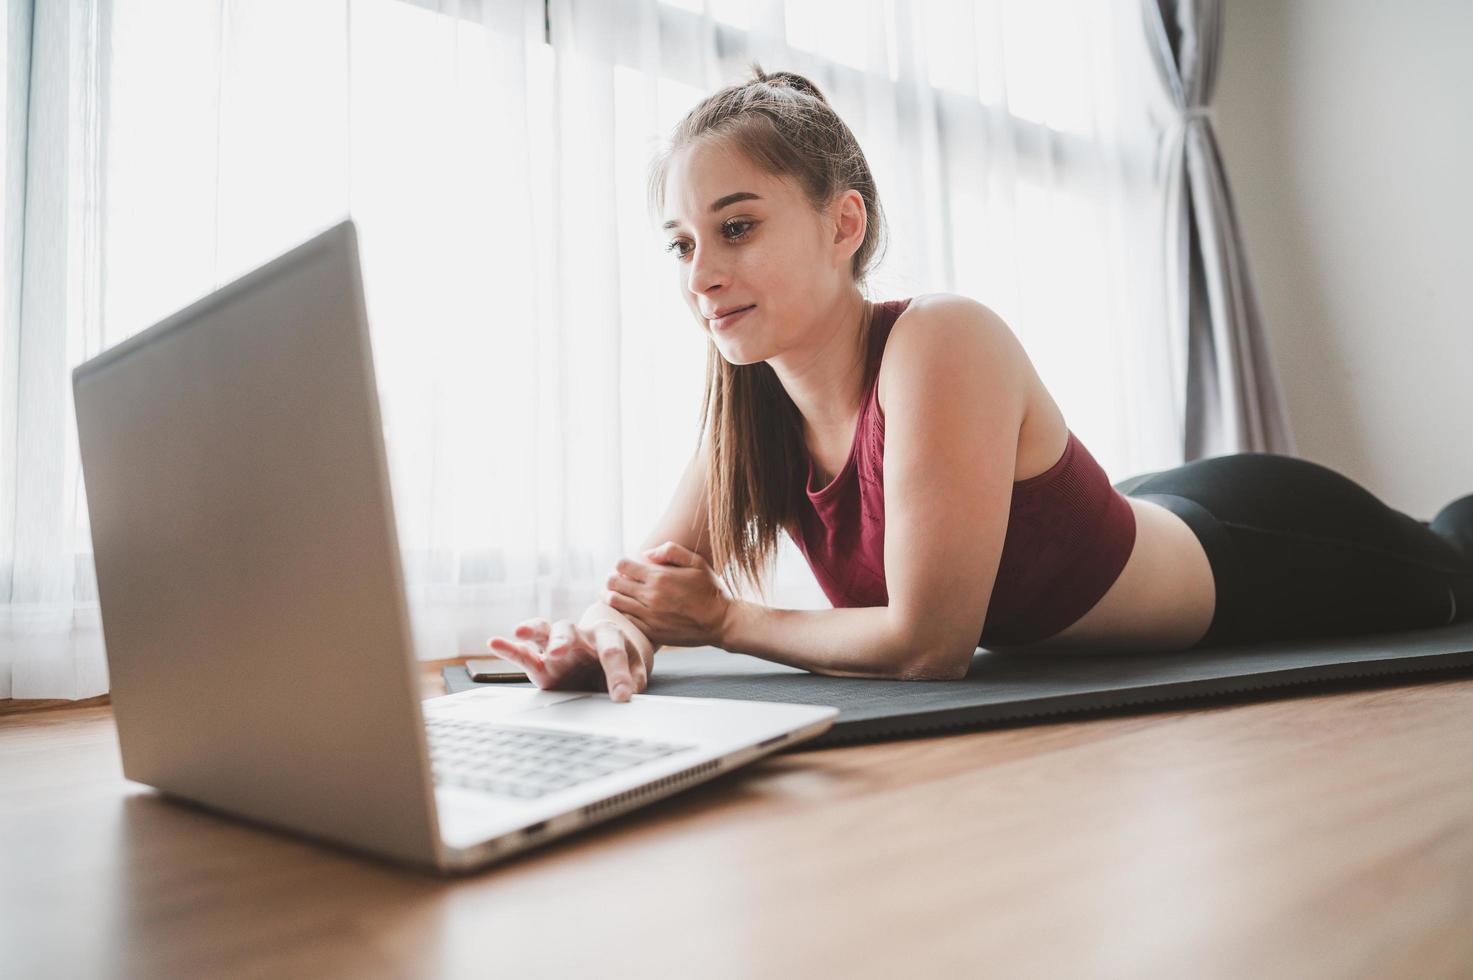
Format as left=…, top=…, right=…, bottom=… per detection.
left=876, top=292, right=1027, bottom=416
left=892, top=291, right=1010, bottom=325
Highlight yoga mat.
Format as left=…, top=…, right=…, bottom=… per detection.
left=442, top=619, right=1473, bottom=748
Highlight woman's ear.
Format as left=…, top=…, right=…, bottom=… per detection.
left=831, top=189, right=867, bottom=259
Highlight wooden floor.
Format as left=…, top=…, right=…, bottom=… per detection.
left=4, top=667, right=1473, bottom=978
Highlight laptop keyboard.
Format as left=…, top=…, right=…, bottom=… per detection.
left=426, top=717, right=695, bottom=801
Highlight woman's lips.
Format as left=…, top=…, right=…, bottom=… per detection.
left=712, top=305, right=755, bottom=330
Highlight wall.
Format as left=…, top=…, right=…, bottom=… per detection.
left=1213, top=0, right=1473, bottom=519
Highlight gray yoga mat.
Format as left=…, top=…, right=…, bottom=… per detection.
left=442, top=619, right=1473, bottom=748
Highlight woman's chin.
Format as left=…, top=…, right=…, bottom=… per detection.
left=712, top=338, right=766, bottom=367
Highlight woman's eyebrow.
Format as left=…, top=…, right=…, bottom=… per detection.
left=661, top=192, right=762, bottom=230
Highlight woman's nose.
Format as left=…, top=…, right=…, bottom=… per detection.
left=687, top=244, right=725, bottom=294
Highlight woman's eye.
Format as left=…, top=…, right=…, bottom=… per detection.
left=663, top=220, right=755, bottom=260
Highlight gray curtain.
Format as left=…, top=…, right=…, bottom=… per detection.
left=1145, top=0, right=1297, bottom=460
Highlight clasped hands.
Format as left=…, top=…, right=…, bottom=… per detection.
left=485, top=541, right=733, bottom=702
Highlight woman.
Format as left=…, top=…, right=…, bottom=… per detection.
left=488, top=67, right=1473, bottom=702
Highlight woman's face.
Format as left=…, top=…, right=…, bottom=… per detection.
left=660, top=139, right=857, bottom=364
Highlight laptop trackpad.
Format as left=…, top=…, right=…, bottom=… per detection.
left=426, top=687, right=590, bottom=720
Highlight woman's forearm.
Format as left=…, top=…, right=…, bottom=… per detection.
left=719, top=599, right=958, bottom=680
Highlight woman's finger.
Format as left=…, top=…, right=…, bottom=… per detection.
left=515, top=618, right=551, bottom=644
left=594, top=623, right=644, bottom=693
left=487, top=637, right=549, bottom=686
left=486, top=637, right=528, bottom=665
left=595, top=635, right=636, bottom=701
left=645, top=542, right=695, bottom=565
left=613, top=558, right=650, bottom=584
left=605, top=572, right=646, bottom=599
left=626, top=642, right=648, bottom=692
left=619, top=611, right=651, bottom=636
left=546, top=621, right=576, bottom=656
left=491, top=634, right=543, bottom=661
left=542, top=621, right=595, bottom=683
left=605, top=590, right=649, bottom=616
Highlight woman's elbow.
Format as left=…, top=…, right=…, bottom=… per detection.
left=893, top=646, right=975, bottom=681
left=886, top=617, right=976, bottom=681
left=897, top=662, right=971, bottom=682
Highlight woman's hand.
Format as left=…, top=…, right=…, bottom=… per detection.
left=602, top=541, right=732, bottom=649
left=486, top=617, right=649, bottom=702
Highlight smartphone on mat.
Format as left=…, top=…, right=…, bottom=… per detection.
left=465, top=656, right=530, bottom=682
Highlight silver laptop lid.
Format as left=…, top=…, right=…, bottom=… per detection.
left=73, top=220, right=441, bottom=867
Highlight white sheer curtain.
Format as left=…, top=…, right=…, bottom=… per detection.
left=1, top=0, right=1177, bottom=699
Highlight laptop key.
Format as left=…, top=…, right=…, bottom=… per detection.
left=425, top=717, right=694, bottom=802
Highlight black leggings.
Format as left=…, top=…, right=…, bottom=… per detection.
left=1113, top=453, right=1473, bottom=648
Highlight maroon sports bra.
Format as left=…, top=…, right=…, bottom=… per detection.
left=789, top=298, right=1137, bottom=647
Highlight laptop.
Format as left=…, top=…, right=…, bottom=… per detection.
left=71, top=218, right=837, bottom=874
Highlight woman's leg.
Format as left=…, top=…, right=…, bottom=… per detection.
left=1114, top=453, right=1473, bottom=648
left=1429, top=492, right=1473, bottom=560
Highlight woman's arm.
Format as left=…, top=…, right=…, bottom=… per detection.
left=720, top=600, right=963, bottom=681
left=619, top=296, right=1028, bottom=682
left=607, top=540, right=948, bottom=676
left=866, top=294, right=1027, bottom=679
